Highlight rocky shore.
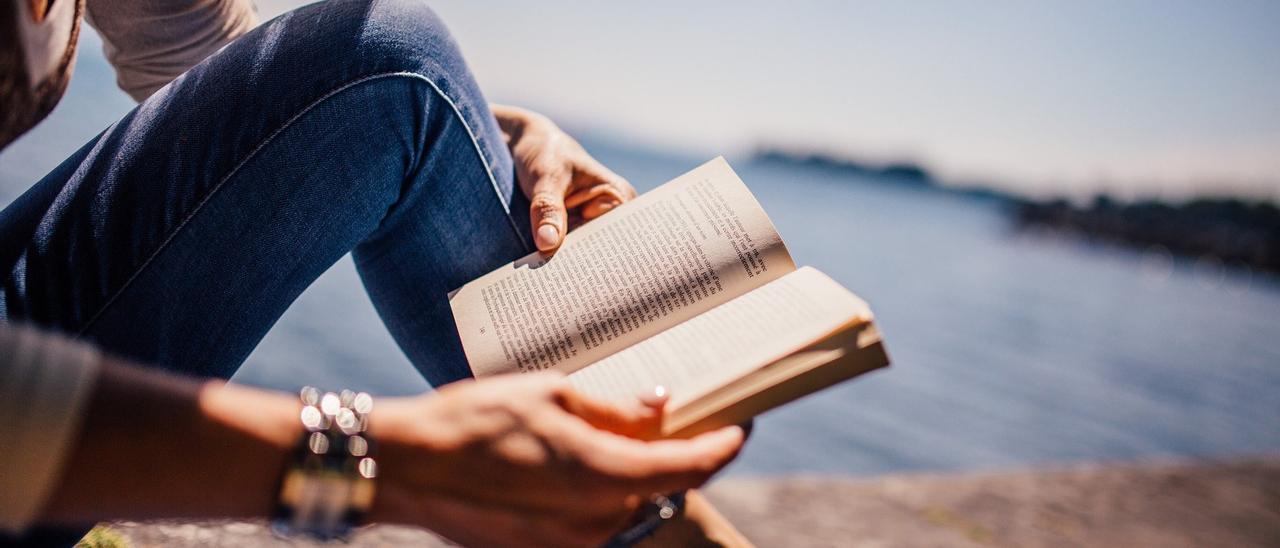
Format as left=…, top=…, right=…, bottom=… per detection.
left=93, top=456, right=1279, bottom=547
left=752, top=149, right=1280, bottom=276
left=1012, top=197, right=1280, bottom=275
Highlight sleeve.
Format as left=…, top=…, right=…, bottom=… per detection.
left=84, top=0, right=259, bottom=101
left=0, top=324, right=101, bottom=535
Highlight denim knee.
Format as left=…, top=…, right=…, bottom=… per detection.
left=276, top=0, right=498, bottom=151
left=317, top=0, right=472, bottom=91
left=259, top=0, right=506, bottom=174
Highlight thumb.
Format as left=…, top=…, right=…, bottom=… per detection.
left=530, top=175, right=570, bottom=253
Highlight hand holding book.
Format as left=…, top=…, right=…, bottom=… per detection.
left=450, top=157, right=890, bottom=438
left=368, top=373, right=745, bottom=546
left=492, top=104, right=638, bottom=252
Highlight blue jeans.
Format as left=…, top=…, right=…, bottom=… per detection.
left=0, top=0, right=533, bottom=389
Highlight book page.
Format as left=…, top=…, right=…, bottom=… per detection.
left=659, top=322, right=886, bottom=438
left=451, top=157, right=796, bottom=377
left=567, top=267, right=873, bottom=409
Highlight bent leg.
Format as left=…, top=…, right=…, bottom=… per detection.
left=0, top=0, right=532, bottom=385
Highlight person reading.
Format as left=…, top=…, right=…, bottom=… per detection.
left=0, top=0, right=760, bottom=545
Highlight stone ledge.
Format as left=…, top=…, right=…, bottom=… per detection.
left=101, top=456, right=1279, bottom=547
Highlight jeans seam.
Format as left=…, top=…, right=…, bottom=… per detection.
left=76, top=70, right=527, bottom=337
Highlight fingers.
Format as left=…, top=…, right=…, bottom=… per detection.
left=519, top=135, right=635, bottom=252
left=580, top=197, right=618, bottom=219
left=553, top=383, right=663, bottom=439
left=564, top=182, right=625, bottom=209
left=552, top=383, right=742, bottom=494
left=608, top=425, right=746, bottom=493
left=564, top=419, right=747, bottom=495
left=529, top=170, right=571, bottom=253
left=566, top=164, right=636, bottom=220
left=527, top=159, right=633, bottom=252
left=597, top=165, right=638, bottom=201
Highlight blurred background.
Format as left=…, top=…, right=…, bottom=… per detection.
left=1, top=0, right=1277, bottom=478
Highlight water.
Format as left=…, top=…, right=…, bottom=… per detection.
left=567, top=147, right=1280, bottom=475
left=3, top=32, right=1278, bottom=477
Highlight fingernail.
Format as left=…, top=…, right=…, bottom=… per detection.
left=638, top=385, right=668, bottom=407
left=537, top=224, right=559, bottom=248
left=694, top=425, right=744, bottom=450
left=715, top=425, right=745, bottom=443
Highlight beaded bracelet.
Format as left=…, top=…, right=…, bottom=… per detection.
left=271, top=387, right=377, bottom=540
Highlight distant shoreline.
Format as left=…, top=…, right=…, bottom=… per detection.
left=752, top=149, right=1280, bottom=275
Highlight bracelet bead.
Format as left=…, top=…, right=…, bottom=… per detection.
left=271, top=386, right=377, bottom=540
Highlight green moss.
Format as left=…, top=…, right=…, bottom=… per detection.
left=76, top=525, right=129, bottom=548
left=920, top=506, right=993, bottom=544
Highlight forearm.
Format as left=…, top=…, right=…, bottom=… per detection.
left=37, top=358, right=298, bottom=526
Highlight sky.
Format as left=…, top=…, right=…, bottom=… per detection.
left=398, top=1, right=1280, bottom=201
left=9, top=1, right=1279, bottom=202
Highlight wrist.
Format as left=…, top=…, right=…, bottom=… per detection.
left=491, top=103, right=553, bottom=140
left=362, top=395, right=458, bottom=525
left=199, top=380, right=301, bottom=452
left=197, top=381, right=301, bottom=516
left=271, top=387, right=382, bottom=539
left=636, top=490, right=752, bottom=547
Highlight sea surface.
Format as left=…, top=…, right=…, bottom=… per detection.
left=3, top=32, right=1278, bottom=476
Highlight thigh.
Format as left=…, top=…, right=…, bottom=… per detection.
left=0, top=0, right=532, bottom=381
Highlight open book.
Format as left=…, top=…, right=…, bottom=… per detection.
left=449, top=157, right=889, bottom=438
